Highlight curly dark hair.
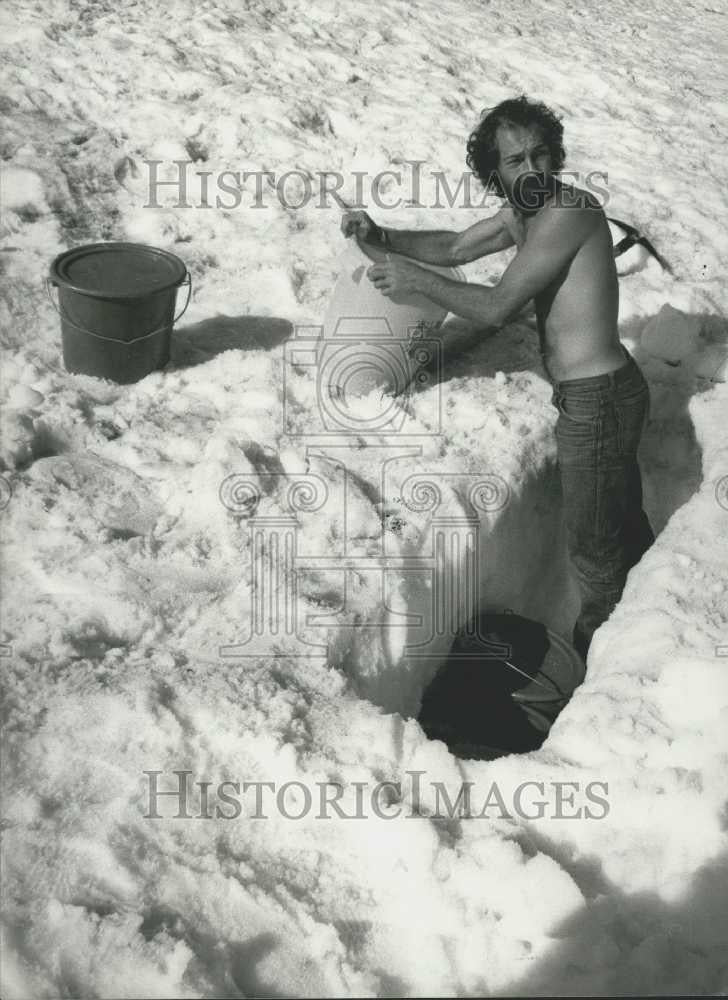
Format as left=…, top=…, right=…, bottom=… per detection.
left=466, top=96, right=566, bottom=197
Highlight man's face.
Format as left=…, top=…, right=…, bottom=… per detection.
left=495, top=123, right=554, bottom=211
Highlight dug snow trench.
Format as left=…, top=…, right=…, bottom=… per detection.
left=312, top=314, right=712, bottom=740
left=313, top=291, right=708, bottom=725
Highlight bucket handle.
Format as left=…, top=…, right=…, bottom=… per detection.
left=46, top=273, right=192, bottom=345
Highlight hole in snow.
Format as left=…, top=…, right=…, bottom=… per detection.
left=329, top=458, right=580, bottom=725
left=328, top=323, right=714, bottom=758
left=417, top=611, right=585, bottom=760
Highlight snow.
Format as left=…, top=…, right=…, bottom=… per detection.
left=1, top=0, right=728, bottom=996
left=642, top=303, right=702, bottom=363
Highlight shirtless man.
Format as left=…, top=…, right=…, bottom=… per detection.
left=341, top=96, right=655, bottom=661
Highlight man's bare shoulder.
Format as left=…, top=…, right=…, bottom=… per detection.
left=552, top=181, right=605, bottom=216
left=516, top=196, right=601, bottom=265
left=536, top=186, right=604, bottom=237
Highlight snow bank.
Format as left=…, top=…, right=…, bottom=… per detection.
left=1, top=0, right=727, bottom=997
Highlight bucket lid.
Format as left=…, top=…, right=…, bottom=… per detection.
left=50, top=242, right=187, bottom=299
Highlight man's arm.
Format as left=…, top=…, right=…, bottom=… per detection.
left=373, top=205, right=598, bottom=326
left=341, top=208, right=514, bottom=266
left=384, top=209, right=515, bottom=265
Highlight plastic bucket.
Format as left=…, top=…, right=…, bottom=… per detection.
left=48, top=242, right=191, bottom=384
left=320, top=236, right=465, bottom=398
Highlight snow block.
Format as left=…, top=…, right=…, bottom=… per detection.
left=0, top=166, right=48, bottom=215
left=321, top=236, right=465, bottom=396
left=30, top=454, right=160, bottom=536
left=641, top=304, right=702, bottom=364
left=693, top=344, right=728, bottom=383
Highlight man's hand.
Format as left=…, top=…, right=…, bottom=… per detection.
left=341, top=209, right=385, bottom=247
left=367, top=258, right=429, bottom=298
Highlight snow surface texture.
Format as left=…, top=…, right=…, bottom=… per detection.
left=1, top=0, right=728, bottom=996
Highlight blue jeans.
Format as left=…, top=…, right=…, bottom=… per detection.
left=550, top=347, right=655, bottom=659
